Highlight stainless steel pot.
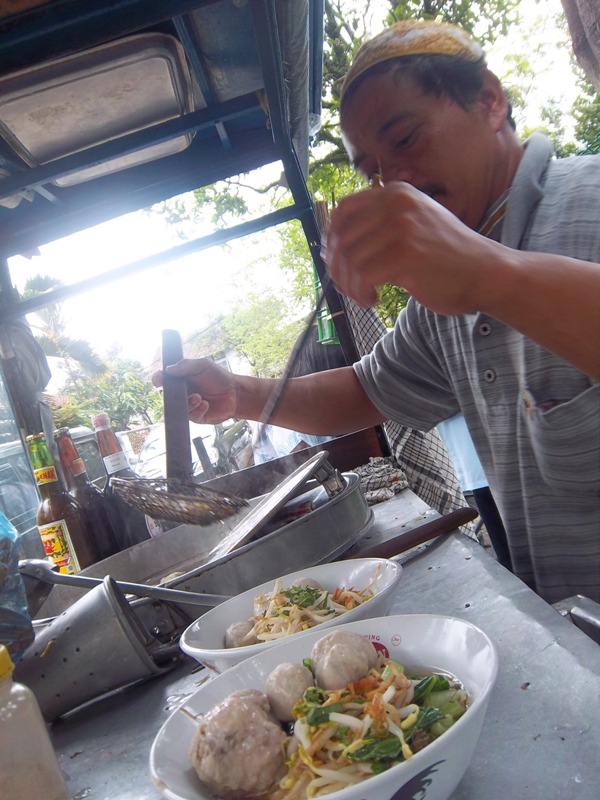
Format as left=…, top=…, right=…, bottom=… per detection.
left=34, top=470, right=372, bottom=620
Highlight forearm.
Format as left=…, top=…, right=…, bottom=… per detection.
left=478, top=246, right=600, bottom=381
left=236, top=367, right=386, bottom=435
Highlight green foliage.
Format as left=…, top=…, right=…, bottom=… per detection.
left=21, top=274, right=106, bottom=376
left=35, top=334, right=107, bottom=377
left=57, top=358, right=163, bottom=430
left=187, top=316, right=230, bottom=358
left=385, top=0, right=519, bottom=41
left=522, top=99, right=578, bottom=158
left=276, top=219, right=319, bottom=307
left=46, top=398, right=91, bottom=430
left=377, top=284, right=411, bottom=327
left=572, top=75, right=600, bottom=154
left=220, top=292, right=306, bottom=378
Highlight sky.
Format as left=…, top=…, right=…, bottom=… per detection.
left=9, top=176, right=289, bottom=372
left=7, top=0, right=578, bottom=383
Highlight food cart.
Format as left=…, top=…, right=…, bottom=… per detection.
left=0, top=3, right=598, bottom=799
left=48, top=502, right=600, bottom=799
left=0, top=0, right=369, bottom=559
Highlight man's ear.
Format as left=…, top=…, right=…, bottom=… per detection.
left=479, top=70, right=510, bottom=132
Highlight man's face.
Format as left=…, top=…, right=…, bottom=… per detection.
left=341, top=70, right=506, bottom=230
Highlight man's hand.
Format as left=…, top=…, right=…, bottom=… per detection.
left=152, top=358, right=239, bottom=424
left=325, top=181, right=600, bottom=380
left=325, top=181, right=503, bottom=314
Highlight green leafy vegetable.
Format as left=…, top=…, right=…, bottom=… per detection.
left=347, top=735, right=403, bottom=763
left=430, top=715, right=456, bottom=738
left=283, top=586, right=326, bottom=608
left=381, top=660, right=405, bottom=682
left=302, top=658, right=315, bottom=675
left=405, top=706, right=446, bottom=740
left=306, top=702, right=343, bottom=726
left=440, top=700, right=467, bottom=720
left=370, top=761, right=393, bottom=775
left=336, top=725, right=352, bottom=744
left=412, top=674, right=450, bottom=702
left=303, top=686, right=326, bottom=704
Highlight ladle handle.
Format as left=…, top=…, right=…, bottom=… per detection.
left=348, top=506, right=478, bottom=560
left=20, top=561, right=229, bottom=607
left=162, top=329, right=194, bottom=483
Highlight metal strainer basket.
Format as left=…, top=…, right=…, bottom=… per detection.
left=110, top=477, right=248, bottom=525
left=14, top=576, right=173, bottom=721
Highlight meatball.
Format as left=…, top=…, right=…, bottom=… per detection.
left=266, top=662, right=314, bottom=722
left=311, top=630, right=378, bottom=690
left=224, top=619, right=259, bottom=649
left=189, top=689, right=286, bottom=799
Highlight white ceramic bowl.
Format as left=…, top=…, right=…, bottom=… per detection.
left=179, top=558, right=402, bottom=673
left=151, top=614, right=498, bottom=800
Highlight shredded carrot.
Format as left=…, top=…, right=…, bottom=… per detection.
left=349, top=677, right=379, bottom=695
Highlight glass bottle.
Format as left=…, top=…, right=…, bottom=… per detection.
left=54, top=427, right=120, bottom=561
left=0, top=644, right=70, bottom=800
left=26, top=433, right=99, bottom=574
left=0, top=510, right=34, bottom=661
left=90, top=413, right=152, bottom=548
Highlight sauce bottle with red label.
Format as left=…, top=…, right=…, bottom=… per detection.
left=26, top=432, right=98, bottom=573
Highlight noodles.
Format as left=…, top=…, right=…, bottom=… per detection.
left=188, top=630, right=469, bottom=800
left=229, top=574, right=378, bottom=647
left=268, top=656, right=468, bottom=800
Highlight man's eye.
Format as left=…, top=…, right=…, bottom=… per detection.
left=395, top=129, right=417, bottom=149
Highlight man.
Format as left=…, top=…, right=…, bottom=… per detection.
left=155, top=21, right=600, bottom=605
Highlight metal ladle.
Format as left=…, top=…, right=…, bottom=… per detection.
left=19, top=558, right=231, bottom=610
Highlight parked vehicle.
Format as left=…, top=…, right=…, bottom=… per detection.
left=133, top=419, right=253, bottom=482
left=0, top=426, right=104, bottom=559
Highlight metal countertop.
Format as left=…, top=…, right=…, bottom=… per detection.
left=50, top=494, right=600, bottom=800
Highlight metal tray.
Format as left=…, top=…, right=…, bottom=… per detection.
left=35, top=472, right=373, bottom=620
left=0, top=32, right=194, bottom=186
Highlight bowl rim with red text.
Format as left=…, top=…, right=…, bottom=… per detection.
left=150, top=613, right=498, bottom=800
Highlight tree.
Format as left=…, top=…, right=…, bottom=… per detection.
left=572, top=74, right=600, bottom=153
left=220, top=292, right=306, bottom=378
left=51, top=357, right=163, bottom=430
left=21, top=275, right=106, bottom=378
left=189, top=297, right=305, bottom=379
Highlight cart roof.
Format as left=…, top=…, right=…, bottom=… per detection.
left=0, top=0, right=324, bottom=259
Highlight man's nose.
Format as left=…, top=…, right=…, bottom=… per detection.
left=379, top=161, right=413, bottom=186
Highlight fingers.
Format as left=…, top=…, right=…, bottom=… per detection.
left=164, top=357, right=212, bottom=377
left=152, top=359, right=207, bottom=388
left=326, top=186, right=402, bottom=305
left=325, top=182, right=442, bottom=306
left=151, top=370, right=164, bottom=388
left=188, top=394, right=210, bottom=424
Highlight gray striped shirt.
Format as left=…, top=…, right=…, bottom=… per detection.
left=354, top=134, right=600, bottom=604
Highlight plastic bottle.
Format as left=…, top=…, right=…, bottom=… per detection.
left=0, top=511, right=34, bottom=661
left=26, top=433, right=99, bottom=573
left=54, top=427, right=120, bottom=561
left=0, top=643, right=70, bottom=800
left=91, top=412, right=152, bottom=548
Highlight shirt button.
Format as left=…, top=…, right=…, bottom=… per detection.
left=479, top=322, right=492, bottom=336
left=483, top=369, right=496, bottom=383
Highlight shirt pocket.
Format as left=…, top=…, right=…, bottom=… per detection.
left=521, top=384, right=600, bottom=493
